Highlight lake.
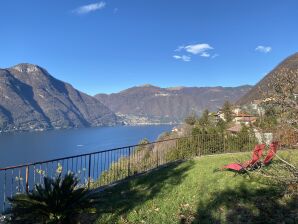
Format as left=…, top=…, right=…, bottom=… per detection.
left=0, top=125, right=174, bottom=168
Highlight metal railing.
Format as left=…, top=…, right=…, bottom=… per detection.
left=0, top=133, right=286, bottom=214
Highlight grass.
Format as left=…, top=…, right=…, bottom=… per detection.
left=92, top=150, right=298, bottom=224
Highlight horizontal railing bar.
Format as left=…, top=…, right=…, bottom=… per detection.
left=0, top=134, right=202, bottom=171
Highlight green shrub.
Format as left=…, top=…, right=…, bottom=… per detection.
left=7, top=173, right=99, bottom=224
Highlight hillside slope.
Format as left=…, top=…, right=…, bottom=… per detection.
left=95, top=84, right=252, bottom=123
left=237, top=52, right=298, bottom=105
left=0, top=63, right=118, bottom=132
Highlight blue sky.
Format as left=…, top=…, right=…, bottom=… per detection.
left=0, top=0, right=297, bottom=95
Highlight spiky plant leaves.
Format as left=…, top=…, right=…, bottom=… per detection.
left=7, top=173, right=100, bottom=224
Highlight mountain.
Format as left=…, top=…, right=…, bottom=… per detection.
left=0, top=63, right=118, bottom=132
left=237, top=52, right=298, bottom=105
left=95, top=84, right=252, bottom=124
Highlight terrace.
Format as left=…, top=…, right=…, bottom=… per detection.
left=0, top=134, right=297, bottom=223
left=93, top=150, right=298, bottom=223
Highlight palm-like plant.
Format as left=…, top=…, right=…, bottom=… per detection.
left=7, top=173, right=99, bottom=224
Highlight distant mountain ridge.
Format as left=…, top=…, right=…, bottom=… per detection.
left=0, top=63, right=118, bottom=132
left=95, top=84, right=252, bottom=124
left=0, top=63, right=254, bottom=131
left=237, top=52, right=298, bottom=105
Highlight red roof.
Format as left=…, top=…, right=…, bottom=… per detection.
left=227, top=124, right=242, bottom=133
left=235, top=113, right=255, bottom=117
left=236, top=117, right=257, bottom=122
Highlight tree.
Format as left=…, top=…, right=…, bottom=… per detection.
left=198, top=109, right=210, bottom=127
left=184, top=112, right=198, bottom=126
left=7, top=173, right=99, bottom=224
left=222, top=101, right=233, bottom=123
left=255, top=105, right=277, bottom=132
left=216, top=118, right=227, bottom=133
left=260, top=68, right=298, bottom=138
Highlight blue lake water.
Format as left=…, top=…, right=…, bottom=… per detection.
left=0, top=125, right=174, bottom=168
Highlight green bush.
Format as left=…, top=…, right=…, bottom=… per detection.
left=94, top=130, right=257, bottom=189
left=7, top=173, right=99, bottom=224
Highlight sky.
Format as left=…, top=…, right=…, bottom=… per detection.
left=0, top=0, right=297, bottom=95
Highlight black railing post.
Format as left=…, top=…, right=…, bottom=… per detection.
left=197, top=135, right=200, bottom=156
left=128, top=147, right=131, bottom=177
left=3, top=170, right=6, bottom=213
left=88, top=154, right=91, bottom=188
left=17, top=169, right=22, bottom=193
left=223, top=134, right=226, bottom=153
left=25, top=166, right=29, bottom=193
left=156, top=148, right=159, bottom=168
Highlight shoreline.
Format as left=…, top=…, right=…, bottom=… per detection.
left=0, top=123, right=178, bottom=135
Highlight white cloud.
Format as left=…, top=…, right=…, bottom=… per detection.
left=184, top=43, right=213, bottom=55
left=174, top=43, right=215, bottom=61
left=255, top=45, right=272, bottom=53
left=200, top=52, right=210, bottom=58
left=173, top=55, right=181, bottom=59
left=173, top=55, right=191, bottom=62
left=73, top=2, right=106, bottom=14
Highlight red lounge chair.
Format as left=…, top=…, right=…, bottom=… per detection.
left=263, top=141, right=278, bottom=165
left=223, top=144, right=265, bottom=171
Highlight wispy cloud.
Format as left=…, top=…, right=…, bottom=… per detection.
left=173, top=43, right=215, bottom=61
left=73, top=2, right=106, bottom=15
left=173, top=55, right=191, bottom=62
left=200, top=52, right=211, bottom=58
left=184, top=43, right=213, bottom=55
left=255, top=45, right=272, bottom=53
left=175, top=46, right=185, bottom=52
left=211, top=54, right=219, bottom=59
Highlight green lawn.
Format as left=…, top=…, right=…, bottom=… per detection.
left=92, top=150, right=298, bottom=224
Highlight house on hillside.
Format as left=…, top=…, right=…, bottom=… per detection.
left=216, top=106, right=258, bottom=125
left=241, top=100, right=265, bottom=116
left=250, top=100, right=263, bottom=110
left=234, top=113, right=258, bottom=125
left=215, top=110, right=225, bottom=121
left=227, top=124, right=242, bottom=134
left=232, top=106, right=242, bottom=115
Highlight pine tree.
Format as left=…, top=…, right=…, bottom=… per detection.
left=222, top=101, right=233, bottom=123
left=198, top=109, right=210, bottom=127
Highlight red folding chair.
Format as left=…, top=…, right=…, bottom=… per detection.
left=223, top=144, right=265, bottom=172
left=263, top=141, right=278, bottom=165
